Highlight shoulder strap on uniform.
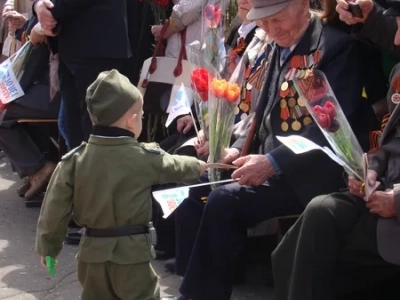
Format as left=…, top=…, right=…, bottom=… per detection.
left=140, top=142, right=162, bottom=154
left=61, top=142, right=87, bottom=161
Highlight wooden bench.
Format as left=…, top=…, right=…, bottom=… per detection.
left=16, top=118, right=67, bottom=160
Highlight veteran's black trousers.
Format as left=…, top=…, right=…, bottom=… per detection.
left=0, top=87, right=60, bottom=177
left=59, top=58, right=126, bottom=149
left=179, top=179, right=304, bottom=300
left=272, top=193, right=400, bottom=300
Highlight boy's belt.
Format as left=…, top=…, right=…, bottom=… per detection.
left=85, top=225, right=149, bottom=238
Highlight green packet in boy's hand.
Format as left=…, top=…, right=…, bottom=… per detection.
left=45, top=256, right=57, bottom=278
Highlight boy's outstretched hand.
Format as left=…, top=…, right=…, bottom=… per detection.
left=199, top=160, right=207, bottom=175
left=40, top=256, right=47, bottom=268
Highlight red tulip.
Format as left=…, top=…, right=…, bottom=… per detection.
left=191, top=68, right=209, bottom=101
left=315, top=112, right=331, bottom=129
left=204, top=4, right=222, bottom=28
left=313, top=105, right=325, bottom=115
left=323, top=101, right=336, bottom=119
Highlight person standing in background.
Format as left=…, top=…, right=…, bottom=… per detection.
left=33, top=0, right=132, bottom=149
left=33, top=0, right=132, bottom=244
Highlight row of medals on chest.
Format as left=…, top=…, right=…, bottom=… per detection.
left=279, top=52, right=320, bottom=132
left=233, top=51, right=320, bottom=124
left=279, top=65, right=315, bottom=132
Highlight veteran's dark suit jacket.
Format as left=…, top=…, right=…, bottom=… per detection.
left=233, top=14, right=377, bottom=207
left=33, top=0, right=132, bottom=60
left=352, top=4, right=400, bottom=266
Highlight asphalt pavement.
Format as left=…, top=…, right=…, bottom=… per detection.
left=0, top=157, right=274, bottom=299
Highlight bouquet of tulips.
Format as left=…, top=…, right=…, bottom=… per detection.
left=207, top=68, right=244, bottom=185
left=186, top=44, right=214, bottom=140
left=185, top=0, right=245, bottom=186
left=293, top=70, right=364, bottom=180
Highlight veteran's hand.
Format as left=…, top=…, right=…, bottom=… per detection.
left=194, top=130, right=206, bottom=147
left=348, top=169, right=377, bottom=198
left=2, top=5, right=13, bottom=17
left=177, top=115, right=193, bottom=134
left=34, top=0, right=57, bottom=35
left=221, top=148, right=240, bottom=164
left=6, top=11, right=27, bottom=32
left=231, top=155, right=275, bottom=186
left=195, top=141, right=209, bottom=157
left=366, top=190, right=396, bottom=218
left=336, top=0, right=374, bottom=25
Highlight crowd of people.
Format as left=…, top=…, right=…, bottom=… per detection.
left=0, top=0, right=400, bottom=299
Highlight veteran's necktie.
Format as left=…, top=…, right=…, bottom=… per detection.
left=280, top=47, right=290, bottom=66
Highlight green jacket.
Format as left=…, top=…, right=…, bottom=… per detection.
left=36, top=135, right=200, bottom=264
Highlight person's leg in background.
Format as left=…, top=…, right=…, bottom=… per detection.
left=62, top=58, right=126, bottom=143
left=59, top=61, right=84, bottom=149
left=60, top=58, right=127, bottom=244
left=0, top=102, right=58, bottom=200
left=58, top=98, right=71, bottom=151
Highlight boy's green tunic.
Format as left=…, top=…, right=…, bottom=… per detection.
left=35, top=135, right=200, bottom=299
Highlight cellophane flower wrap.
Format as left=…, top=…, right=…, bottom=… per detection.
left=140, top=0, right=169, bottom=24
left=186, top=45, right=213, bottom=140
left=10, top=41, right=33, bottom=82
left=201, top=1, right=228, bottom=68
left=293, top=70, right=364, bottom=180
left=208, top=57, right=245, bottom=186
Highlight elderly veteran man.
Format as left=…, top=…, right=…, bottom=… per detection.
left=270, top=1, right=400, bottom=300
left=173, top=0, right=377, bottom=299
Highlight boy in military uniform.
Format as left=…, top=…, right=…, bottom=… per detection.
left=35, top=69, right=207, bottom=300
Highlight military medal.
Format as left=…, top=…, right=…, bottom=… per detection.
left=280, top=81, right=290, bottom=97
left=292, top=120, right=302, bottom=131
left=239, top=102, right=250, bottom=113
left=280, top=99, right=290, bottom=132
left=290, top=55, right=302, bottom=69
left=392, top=93, right=400, bottom=104
left=288, top=98, right=296, bottom=107
left=297, top=97, right=306, bottom=107
left=303, top=116, right=312, bottom=126
left=391, top=76, right=400, bottom=104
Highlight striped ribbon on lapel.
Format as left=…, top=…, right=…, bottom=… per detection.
left=369, top=113, right=391, bottom=152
